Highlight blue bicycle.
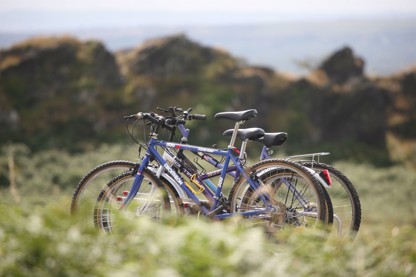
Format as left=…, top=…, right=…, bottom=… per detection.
left=93, top=109, right=330, bottom=236
left=224, top=129, right=361, bottom=238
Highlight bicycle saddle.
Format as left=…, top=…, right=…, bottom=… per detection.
left=258, top=132, right=288, bottom=147
left=214, top=109, right=257, bottom=121
left=222, top=128, right=265, bottom=141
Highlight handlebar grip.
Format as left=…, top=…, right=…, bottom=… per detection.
left=190, top=114, right=206, bottom=120
left=142, top=113, right=160, bottom=124
left=145, top=113, right=177, bottom=132
left=123, top=112, right=145, bottom=120
left=125, top=111, right=176, bottom=131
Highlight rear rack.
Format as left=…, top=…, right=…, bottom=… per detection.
left=286, top=152, right=330, bottom=162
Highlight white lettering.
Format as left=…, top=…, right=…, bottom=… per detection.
left=218, top=177, right=224, bottom=187
left=197, top=147, right=215, bottom=153
left=163, top=163, right=183, bottom=185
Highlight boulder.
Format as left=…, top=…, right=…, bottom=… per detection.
left=118, top=34, right=229, bottom=77
left=319, top=46, right=365, bottom=84
left=401, top=70, right=416, bottom=96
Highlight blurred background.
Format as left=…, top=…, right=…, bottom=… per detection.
left=1, top=0, right=416, bottom=183
left=1, top=0, right=416, bottom=164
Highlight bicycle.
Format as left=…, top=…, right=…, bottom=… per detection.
left=224, top=129, right=361, bottom=238
left=71, top=107, right=322, bottom=215
left=93, top=109, right=331, bottom=239
left=70, top=108, right=205, bottom=218
left=72, top=106, right=359, bottom=238
left=257, top=132, right=360, bottom=237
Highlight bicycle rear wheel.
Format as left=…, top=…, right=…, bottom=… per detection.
left=229, top=159, right=330, bottom=238
left=299, top=161, right=361, bottom=239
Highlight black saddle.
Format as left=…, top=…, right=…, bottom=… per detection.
left=214, top=109, right=257, bottom=122
left=222, top=128, right=265, bottom=141
left=258, top=132, right=288, bottom=147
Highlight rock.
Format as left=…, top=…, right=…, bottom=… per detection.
left=0, top=34, right=415, bottom=165
left=0, top=36, right=124, bottom=149
left=401, top=71, right=416, bottom=96
left=118, top=34, right=230, bottom=77
left=319, top=46, right=365, bottom=84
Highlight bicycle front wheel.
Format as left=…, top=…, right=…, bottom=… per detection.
left=71, top=160, right=137, bottom=216
left=94, top=169, right=183, bottom=233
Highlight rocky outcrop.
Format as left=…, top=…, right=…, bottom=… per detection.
left=318, top=46, right=365, bottom=84
left=0, top=36, right=124, bottom=149
left=116, top=34, right=272, bottom=122
left=0, top=34, right=415, bottom=164
left=117, top=34, right=235, bottom=77
left=0, top=36, right=122, bottom=108
left=402, top=70, right=416, bottom=96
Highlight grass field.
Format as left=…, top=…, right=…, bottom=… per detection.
left=0, top=144, right=415, bottom=276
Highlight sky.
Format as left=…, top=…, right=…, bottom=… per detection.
left=1, top=0, right=416, bottom=14
left=1, top=0, right=416, bottom=31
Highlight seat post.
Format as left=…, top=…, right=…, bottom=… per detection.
left=239, top=139, right=248, bottom=160
left=228, top=121, right=242, bottom=149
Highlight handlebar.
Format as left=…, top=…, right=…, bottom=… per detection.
left=188, top=114, right=206, bottom=121
left=124, top=107, right=207, bottom=144
left=124, top=107, right=207, bottom=125
left=124, top=112, right=175, bottom=131
left=124, top=107, right=207, bottom=130
left=157, top=106, right=207, bottom=121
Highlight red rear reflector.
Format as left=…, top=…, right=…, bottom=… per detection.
left=319, top=169, right=332, bottom=187
left=116, top=196, right=123, bottom=201
left=123, top=191, right=129, bottom=196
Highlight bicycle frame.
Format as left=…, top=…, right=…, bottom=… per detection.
left=117, top=111, right=324, bottom=221
left=179, top=122, right=330, bottom=190
left=150, top=122, right=320, bottom=215
left=121, top=137, right=276, bottom=220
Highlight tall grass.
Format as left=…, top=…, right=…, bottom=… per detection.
left=335, top=161, right=416, bottom=228
left=0, top=144, right=415, bottom=276
left=0, top=196, right=415, bottom=277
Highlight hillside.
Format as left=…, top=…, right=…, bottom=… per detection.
left=0, top=36, right=125, bottom=149
left=0, top=34, right=415, bottom=165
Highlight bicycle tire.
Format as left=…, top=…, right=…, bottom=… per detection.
left=94, top=168, right=183, bottom=233
left=299, top=161, right=361, bottom=238
left=71, top=160, right=137, bottom=215
left=229, top=159, right=331, bottom=237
